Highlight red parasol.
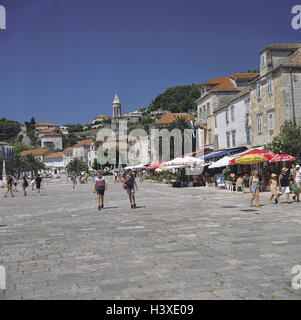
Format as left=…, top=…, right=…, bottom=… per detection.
left=229, top=148, right=276, bottom=165
left=269, top=154, right=296, bottom=163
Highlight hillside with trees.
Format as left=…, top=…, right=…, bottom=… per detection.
left=147, top=84, right=201, bottom=114
left=0, top=118, right=21, bottom=141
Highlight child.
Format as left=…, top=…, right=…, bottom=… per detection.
left=268, top=173, right=281, bottom=205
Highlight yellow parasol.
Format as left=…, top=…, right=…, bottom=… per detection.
left=235, top=154, right=268, bottom=165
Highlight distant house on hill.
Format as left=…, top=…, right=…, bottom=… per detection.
left=41, top=132, right=63, bottom=150
left=72, top=139, right=94, bottom=164
left=35, top=122, right=56, bottom=132
left=92, top=115, right=109, bottom=125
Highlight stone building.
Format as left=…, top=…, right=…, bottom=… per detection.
left=41, top=132, right=63, bottom=150
left=213, top=87, right=253, bottom=150
left=44, top=152, right=64, bottom=175
left=72, top=139, right=94, bottom=163
left=195, top=73, right=258, bottom=150
left=250, top=43, right=301, bottom=146
left=63, top=147, right=73, bottom=168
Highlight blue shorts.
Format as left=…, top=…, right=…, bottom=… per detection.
left=251, top=185, right=259, bottom=192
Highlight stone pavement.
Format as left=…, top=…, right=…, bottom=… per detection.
left=0, top=177, right=301, bottom=300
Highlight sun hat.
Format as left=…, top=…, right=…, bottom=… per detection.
left=282, top=167, right=288, bottom=172
left=230, top=173, right=235, bottom=177
left=271, top=173, right=277, bottom=177
left=296, top=164, right=300, bottom=169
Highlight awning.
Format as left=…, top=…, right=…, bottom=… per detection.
left=204, top=147, right=245, bottom=161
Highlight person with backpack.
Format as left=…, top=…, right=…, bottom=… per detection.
left=22, top=176, right=29, bottom=196
left=124, top=169, right=138, bottom=209
left=94, top=171, right=107, bottom=210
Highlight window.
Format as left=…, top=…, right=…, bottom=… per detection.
left=257, top=115, right=263, bottom=133
left=267, top=112, right=275, bottom=131
left=226, top=132, right=230, bottom=148
left=231, top=106, right=235, bottom=122
left=257, top=84, right=261, bottom=99
left=245, top=100, right=251, bottom=114
left=260, top=54, right=265, bottom=68
left=267, top=78, right=273, bottom=94
left=231, top=131, right=236, bottom=147
left=206, top=103, right=210, bottom=117
left=225, top=109, right=229, bottom=123
left=246, top=127, right=252, bottom=145
left=208, top=131, right=211, bottom=145
left=214, top=135, right=219, bottom=150
left=214, top=115, right=217, bottom=128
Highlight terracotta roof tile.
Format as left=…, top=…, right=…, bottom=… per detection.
left=35, top=122, right=56, bottom=127
left=19, top=148, right=50, bottom=157
left=73, top=139, right=94, bottom=147
left=259, top=43, right=301, bottom=54
left=63, top=147, right=73, bottom=152
left=203, top=77, right=237, bottom=91
left=229, top=73, right=259, bottom=81
left=280, top=48, right=301, bottom=67
left=42, top=132, right=62, bottom=137
left=95, top=115, right=109, bottom=118
left=45, top=152, right=63, bottom=159
left=155, top=113, right=192, bottom=125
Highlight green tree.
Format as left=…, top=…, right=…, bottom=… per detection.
left=92, top=158, right=101, bottom=171
left=147, top=84, right=201, bottom=114
left=0, top=118, right=21, bottom=141
left=265, top=121, right=301, bottom=160
left=23, top=154, right=46, bottom=176
left=66, top=158, right=88, bottom=174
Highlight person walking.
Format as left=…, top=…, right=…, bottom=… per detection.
left=71, top=172, right=77, bottom=189
left=22, top=176, right=29, bottom=196
left=13, top=176, right=18, bottom=191
left=84, top=172, right=88, bottom=184
left=268, top=173, right=281, bottom=205
left=293, top=164, right=301, bottom=202
left=4, top=176, right=14, bottom=198
left=278, top=167, right=292, bottom=204
left=249, top=170, right=260, bottom=208
left=94, top=171, right=107, bottom=210
left=124, top=169, right=138, bottom=209
left=35, top=174, right=42, bottom=195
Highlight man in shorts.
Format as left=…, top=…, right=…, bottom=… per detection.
left=35, top=174, right=42, bottom=195
left=94, top=171, right=107, bottom=210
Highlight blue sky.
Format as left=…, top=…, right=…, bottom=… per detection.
left=0, top=0, right=300, bottom=125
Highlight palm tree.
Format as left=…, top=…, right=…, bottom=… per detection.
left=6, top=154, right=27, bottom=178
left=23, top=154, right=46, bottom=176
left=66, top=158, right=88, bottom=175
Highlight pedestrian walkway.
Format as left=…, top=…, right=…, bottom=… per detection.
left=0, top=178, right=301, bottom=299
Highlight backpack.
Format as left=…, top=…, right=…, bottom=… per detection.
left=24, top=180, right=29, bottom=188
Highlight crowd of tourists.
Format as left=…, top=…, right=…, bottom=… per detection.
left=247, top=165, right=301, bottom=208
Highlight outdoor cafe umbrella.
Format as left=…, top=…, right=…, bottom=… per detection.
left=234, top=154, right=269, bottom=165
left=164, top=156, right=204, bottom=167
left=230, top=148, right=275, bottom=165
left=209, top=156, right=234, bottom=169
left=269, top=154, right=296, bottom=163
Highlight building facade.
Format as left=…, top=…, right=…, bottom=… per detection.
left=250, top=44, right=301, bottom=146
left=41, top=133, right=63, bottom=150
left=213, top=87, right=253, bottom=150
left=196, top=74, right=258, bottom=150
